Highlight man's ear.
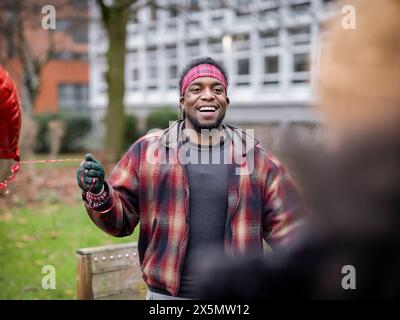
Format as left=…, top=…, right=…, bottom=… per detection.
left=179, top=96, right=185, bottom=118
left=226, top=96, right=230, bottom=105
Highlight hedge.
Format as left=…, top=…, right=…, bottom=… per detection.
left=34, top=112, right=92, bottom=153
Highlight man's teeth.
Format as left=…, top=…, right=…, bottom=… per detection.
left=199, top=106, right=216, bottom=112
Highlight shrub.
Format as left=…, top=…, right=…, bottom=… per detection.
left=123, top=113, right=142, bottom=150
left=145, top=107, right=179, bottom=131
left=34, top=112, right=92, bottom=153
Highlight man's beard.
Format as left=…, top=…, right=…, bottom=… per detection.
left=185, top=110, right=226, bottom=131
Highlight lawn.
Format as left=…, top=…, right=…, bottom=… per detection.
left=0, top=202, right=139, bottom=299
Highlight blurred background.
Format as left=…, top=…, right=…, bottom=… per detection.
left=0, top=0, right=340, bottom=299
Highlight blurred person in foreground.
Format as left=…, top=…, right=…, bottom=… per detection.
left=76, top=57, right=308, bottom=300
left=196, top=0, right=400, bottom=299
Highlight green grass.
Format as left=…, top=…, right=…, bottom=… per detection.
left=0, top=203, right=139, bottom=300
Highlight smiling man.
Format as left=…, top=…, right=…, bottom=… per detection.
left=77, top=57, right=308, bottom=300
left=179, top=62, right=228, bottom=132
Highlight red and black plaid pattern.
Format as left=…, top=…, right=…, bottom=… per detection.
left=180, top=63, right=227, bottom=96
left=83, top=120, right=308, bottom=296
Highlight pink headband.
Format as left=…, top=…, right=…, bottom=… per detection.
left=180, top=64, right=227, bottom=96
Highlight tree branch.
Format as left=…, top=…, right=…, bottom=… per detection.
left=96, top=0, right=110, bottom=23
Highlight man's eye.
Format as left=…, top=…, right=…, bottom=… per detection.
left=213, top=88, right=223, bottom=93
left=191, top=88, right=200, bottom=92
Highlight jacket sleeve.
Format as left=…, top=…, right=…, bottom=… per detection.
left=83, top=144, right=141, bottom=237
left=262, top=153, right=309, bottom=249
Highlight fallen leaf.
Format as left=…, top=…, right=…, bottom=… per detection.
left=15, top=242, right=26, bottom=249
left=22, top=234, right=37, bottom=242
left=50, top=231, right=60, bottom=239
left=64, top=289, right=74, bottom=296
left=0, top=212, right=13, bottom=222
left=22, top=285, right=39, bottom=293
left=16, top=217, right=27, bottom=225
left=33, top=260, right=44, bottom=266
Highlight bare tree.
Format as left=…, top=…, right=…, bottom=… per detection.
left=0, top=1, right=58, bottom=115
left=0, top=0, right=84, bottom=194
left=96, top=0, right=135, bottom=162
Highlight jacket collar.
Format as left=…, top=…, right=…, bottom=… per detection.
left=160, top=119, right=260, bottom=157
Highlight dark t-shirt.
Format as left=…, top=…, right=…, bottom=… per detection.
left=149, top=134, right=229, bottom=298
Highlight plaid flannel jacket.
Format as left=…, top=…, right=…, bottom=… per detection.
left=83, top=120, right=308, bottom=296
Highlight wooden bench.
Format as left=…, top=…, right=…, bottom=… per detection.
left=76, top=242, right=147, bottom=300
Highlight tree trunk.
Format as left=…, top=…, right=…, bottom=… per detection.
left=103, top=5, right=130, bottom=162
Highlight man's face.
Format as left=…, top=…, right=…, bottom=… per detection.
left=180, top=76, right=230, bottom=131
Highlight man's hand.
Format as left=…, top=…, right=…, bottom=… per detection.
left=77, top=154, right=105, bottom=194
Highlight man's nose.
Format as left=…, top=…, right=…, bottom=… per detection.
left=200, top=88, right=214, bottom=101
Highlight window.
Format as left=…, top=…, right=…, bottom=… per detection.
left=236, top=0, right=254, bottom=12
left=169, top=65, right=178, bottom=79
left=169, top=7, right=178, bottom=17
left=146, top=46, right=157, bottom=60
left=72, top=22, right=88, bottom=43
left=237, top=58, right=250, bottom=75
left=189, top=0, right=201, bottom=12
left=292, top=53, right=310, bottom=84
left=288, top=25, right=311, bottom=45
left=186, top=40, right=200, bottom=57
left=259, top=8, right=279, bottom=20
left=149, top=5, right=157, bottom=21
left=187, top=19, right=201, bottom=32
left=128, top=49, right=139, bottom=60
left=259, top=29, right=278, bottom=39
left=259, top=29, right=279, bottom=47
left=236, top=10, right=251, bottom=19
left=264, top=56, right=279, bottom=74
left=209, top=0, right=224, bottom=9
left=235, top=57, right=250, bottom=86
left=233, top=33, right=249, bottom=42
left=146, top=64, right=158, bottom=88
left=132, top=68, right=139, bottom=81
left=148, top=66, right=157, bottom=79
left=167, top=20, right=177, bottom=30
left=54, top=51, right=88, bottom=60
left=57, top=19, right=71, bottom=32
left=166, top=44, right=177, bottom=58
left=290, top=2, right=311, bottom=15
left=208, top=37, right=223, bottom=53
left=233, top=33, right=250, bottom=51
left=58, top=84, right=88, bottom=110
left=293, top=53, right=309, bottom=72
left=54, top=51, right=73, bottom=60
left=146, top=47, right=158, bottom=80
left=211, top=15, right=224, bottom=25
left=56, top=19, right=88, bottom=44
left=72, top=0, right=88, bottom=9
left=263, top=80, right=279, bottom=85
left=100, top=70, right=107, bottom=83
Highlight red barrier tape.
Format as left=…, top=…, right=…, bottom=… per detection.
left=0, top=158, right=82, bottom=190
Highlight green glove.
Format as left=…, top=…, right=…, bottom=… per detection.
left=77, top=154, right=105, bottom=194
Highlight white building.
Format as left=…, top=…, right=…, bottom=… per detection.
left=89, top=0, right=337, bottom=147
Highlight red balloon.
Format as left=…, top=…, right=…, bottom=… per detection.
left=0, top=66, right=21, bottom=189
